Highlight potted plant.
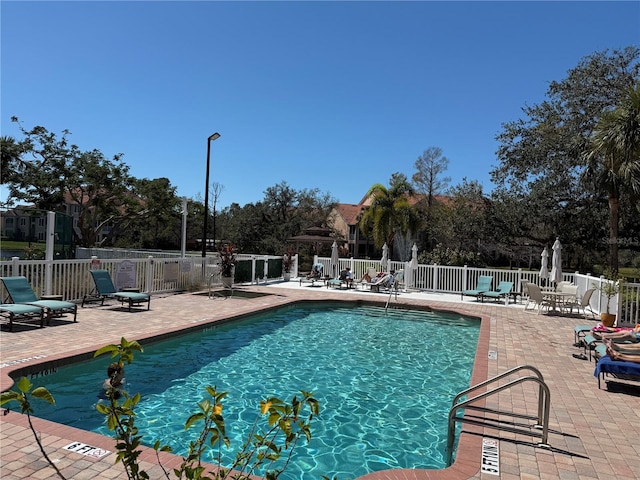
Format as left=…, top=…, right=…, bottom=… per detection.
left=593, top=269, right=624, bottom=327
left=217, top=244, right=237, bottom=288
left=282, top=249, right=295, bottom=281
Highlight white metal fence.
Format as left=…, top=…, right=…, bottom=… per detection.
left=1, top=251, right=638, bottom=326
left=314, top=256, right=640, bottom=326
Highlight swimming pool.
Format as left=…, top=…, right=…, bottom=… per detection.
left=30, top=303, right=479, bottom=479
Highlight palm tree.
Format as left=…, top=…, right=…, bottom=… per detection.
left=584, top=84, right=640, bottom=274
left=358, top=174, right=421, bottom=260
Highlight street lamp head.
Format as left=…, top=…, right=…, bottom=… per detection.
left=209, top=132, right=221, bottom=141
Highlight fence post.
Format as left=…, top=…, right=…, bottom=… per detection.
left=263, top=255, right=269, bottom=284
left=249, top=256, right=256, bottom=284
left=433, top=264, right=439, bottom=292
left=462, top=265, right=469, bottom=292
left=146, top=256, right=154, bottom=293
left=11, top=257, right=20, bottom=276
left=44, top=211, right=56, bottom=296
left=294, top=254, right=299, bottom=279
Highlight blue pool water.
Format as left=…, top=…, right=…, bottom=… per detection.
left=30, top=303, right=479, bottom=479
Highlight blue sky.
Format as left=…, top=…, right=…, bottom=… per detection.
left=2, top=1, right=639, bottom=210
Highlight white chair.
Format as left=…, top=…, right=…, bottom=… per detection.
left=565, top=288, right=597, bottom=318
left=525, top=283, right=553, bottom=314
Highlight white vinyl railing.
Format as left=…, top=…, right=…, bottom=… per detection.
left=314, top=256, right=638, bottom=327
left=1, top=251, right=637, bottom=326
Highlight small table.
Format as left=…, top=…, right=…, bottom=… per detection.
left=543, top=291, right=575, bottom=312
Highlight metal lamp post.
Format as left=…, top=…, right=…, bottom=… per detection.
left=202, top=132, right=221, bottom=257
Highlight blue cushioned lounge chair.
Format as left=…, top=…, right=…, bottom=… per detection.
left=461, top=275, right=493, bottom=301
left=0, top=303, right=44, bottom=330
left=481, top=281, right=514, bottom=303
left=83, top=269, right=150, bottom=311
left=0, top=276, right=77, bottom=324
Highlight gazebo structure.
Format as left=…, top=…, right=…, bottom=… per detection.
left=289, top=226, right=342, bottom=254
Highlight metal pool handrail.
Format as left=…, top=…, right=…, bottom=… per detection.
left=446, top=365, right=551, bottom=466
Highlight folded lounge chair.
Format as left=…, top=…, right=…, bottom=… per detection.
left=83, top=269, right=150, bottom=311
left=461, top=275, right=493, bottom=301
left=481, top=281, right=514, bottom=304
left=0, top=276, right=77, bottom=323
left=0, top=303, right=44, bottom=330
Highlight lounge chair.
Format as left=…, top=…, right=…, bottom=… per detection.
left=357, top=267, right=378, bottom=289
left=366, top=272, right=394, bottom=293
left=300, top=263, right=324, bottom=287
left=0, top=276, right=77, bottom=323
left=523, top=283, right=553, bottom=314
left=0, top=303, right=44, bottom=330
left=83, top=269, right=150, bottom=311
left=461, top=275, right=493, bottom=301
left=480, top=281, right=514, bottom=304
left=327, top=268, right=354, bottom=289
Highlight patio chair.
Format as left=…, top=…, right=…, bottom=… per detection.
left=461, top=275, right=493, bottom=301
left=0, top=303, right=45, bottom=331
left=565, top=288, right=597, bottom=318
left=480, top=281, right=514, bottom=304
left=83, top=269, right=150, bottom=311
left=523, top=283, right=553, bottom=315
left=0, top=276, right=77, bottom=323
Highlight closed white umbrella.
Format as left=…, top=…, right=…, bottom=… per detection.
left=330, top=241, right=339, bottom=278
left=406, top=243, right=418, bottom=289
left=381, top=243, right=389, bottom=271
left=539, top=247, right=549, bottom=286
left=550, top=238, right=563, bottom=285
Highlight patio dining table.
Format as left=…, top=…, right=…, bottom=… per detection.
left=543, top=291, right=576, bottom=313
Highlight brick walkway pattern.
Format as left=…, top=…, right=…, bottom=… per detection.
left=1, top=283, right=639, bottom=480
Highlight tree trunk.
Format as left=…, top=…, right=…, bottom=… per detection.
left=608, top=193, right=619, bottom=274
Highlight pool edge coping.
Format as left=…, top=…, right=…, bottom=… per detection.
left=0, top=295, right=490, bottom=480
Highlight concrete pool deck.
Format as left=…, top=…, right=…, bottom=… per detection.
left=1, top=281, right=639, bottom=479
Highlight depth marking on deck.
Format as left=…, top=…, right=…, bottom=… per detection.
left=480, top=438, right=499, bottom=475
left=488, top=350, right=497, bottom=359
left=63, top=442, right=111, bottom=459
left=1, top=355, right=47, bottom=368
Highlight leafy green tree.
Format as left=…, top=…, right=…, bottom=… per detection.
left=584, top=84, right=640, bottom=273
left=491, top=47, right=640, bottom=270
left=216, top=182, right=336, bottom=255
left=124, top=177, right=182, bottom=249
left=438, top=179, right=490, bottom=265
left=3, top=118, right=140, bottom=247
left=359, top=173, right=421, bottom=261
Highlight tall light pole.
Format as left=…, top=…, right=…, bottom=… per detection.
left=202, top=132, right=221, bottom=257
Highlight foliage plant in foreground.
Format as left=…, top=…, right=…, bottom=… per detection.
left=0, top=377, right=67, bottom=480
left=1, top=337, right=322, bottom=480
left=93, top=337, right=321, bottom=480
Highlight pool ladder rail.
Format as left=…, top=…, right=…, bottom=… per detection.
left=445, top=365, right=552, bottom=467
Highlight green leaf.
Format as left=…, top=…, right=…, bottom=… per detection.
left=0, top=391, right=21, bottom=406
left=31, top=387, right=55, bottom=405
left=185, top=413, right=205, bottom=430
left=93, top=344, right=119, bottom=358
left=16, top=377, right=32, bottom=393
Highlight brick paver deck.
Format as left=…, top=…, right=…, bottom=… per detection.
left=1, top=283, right=639, bottom=479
